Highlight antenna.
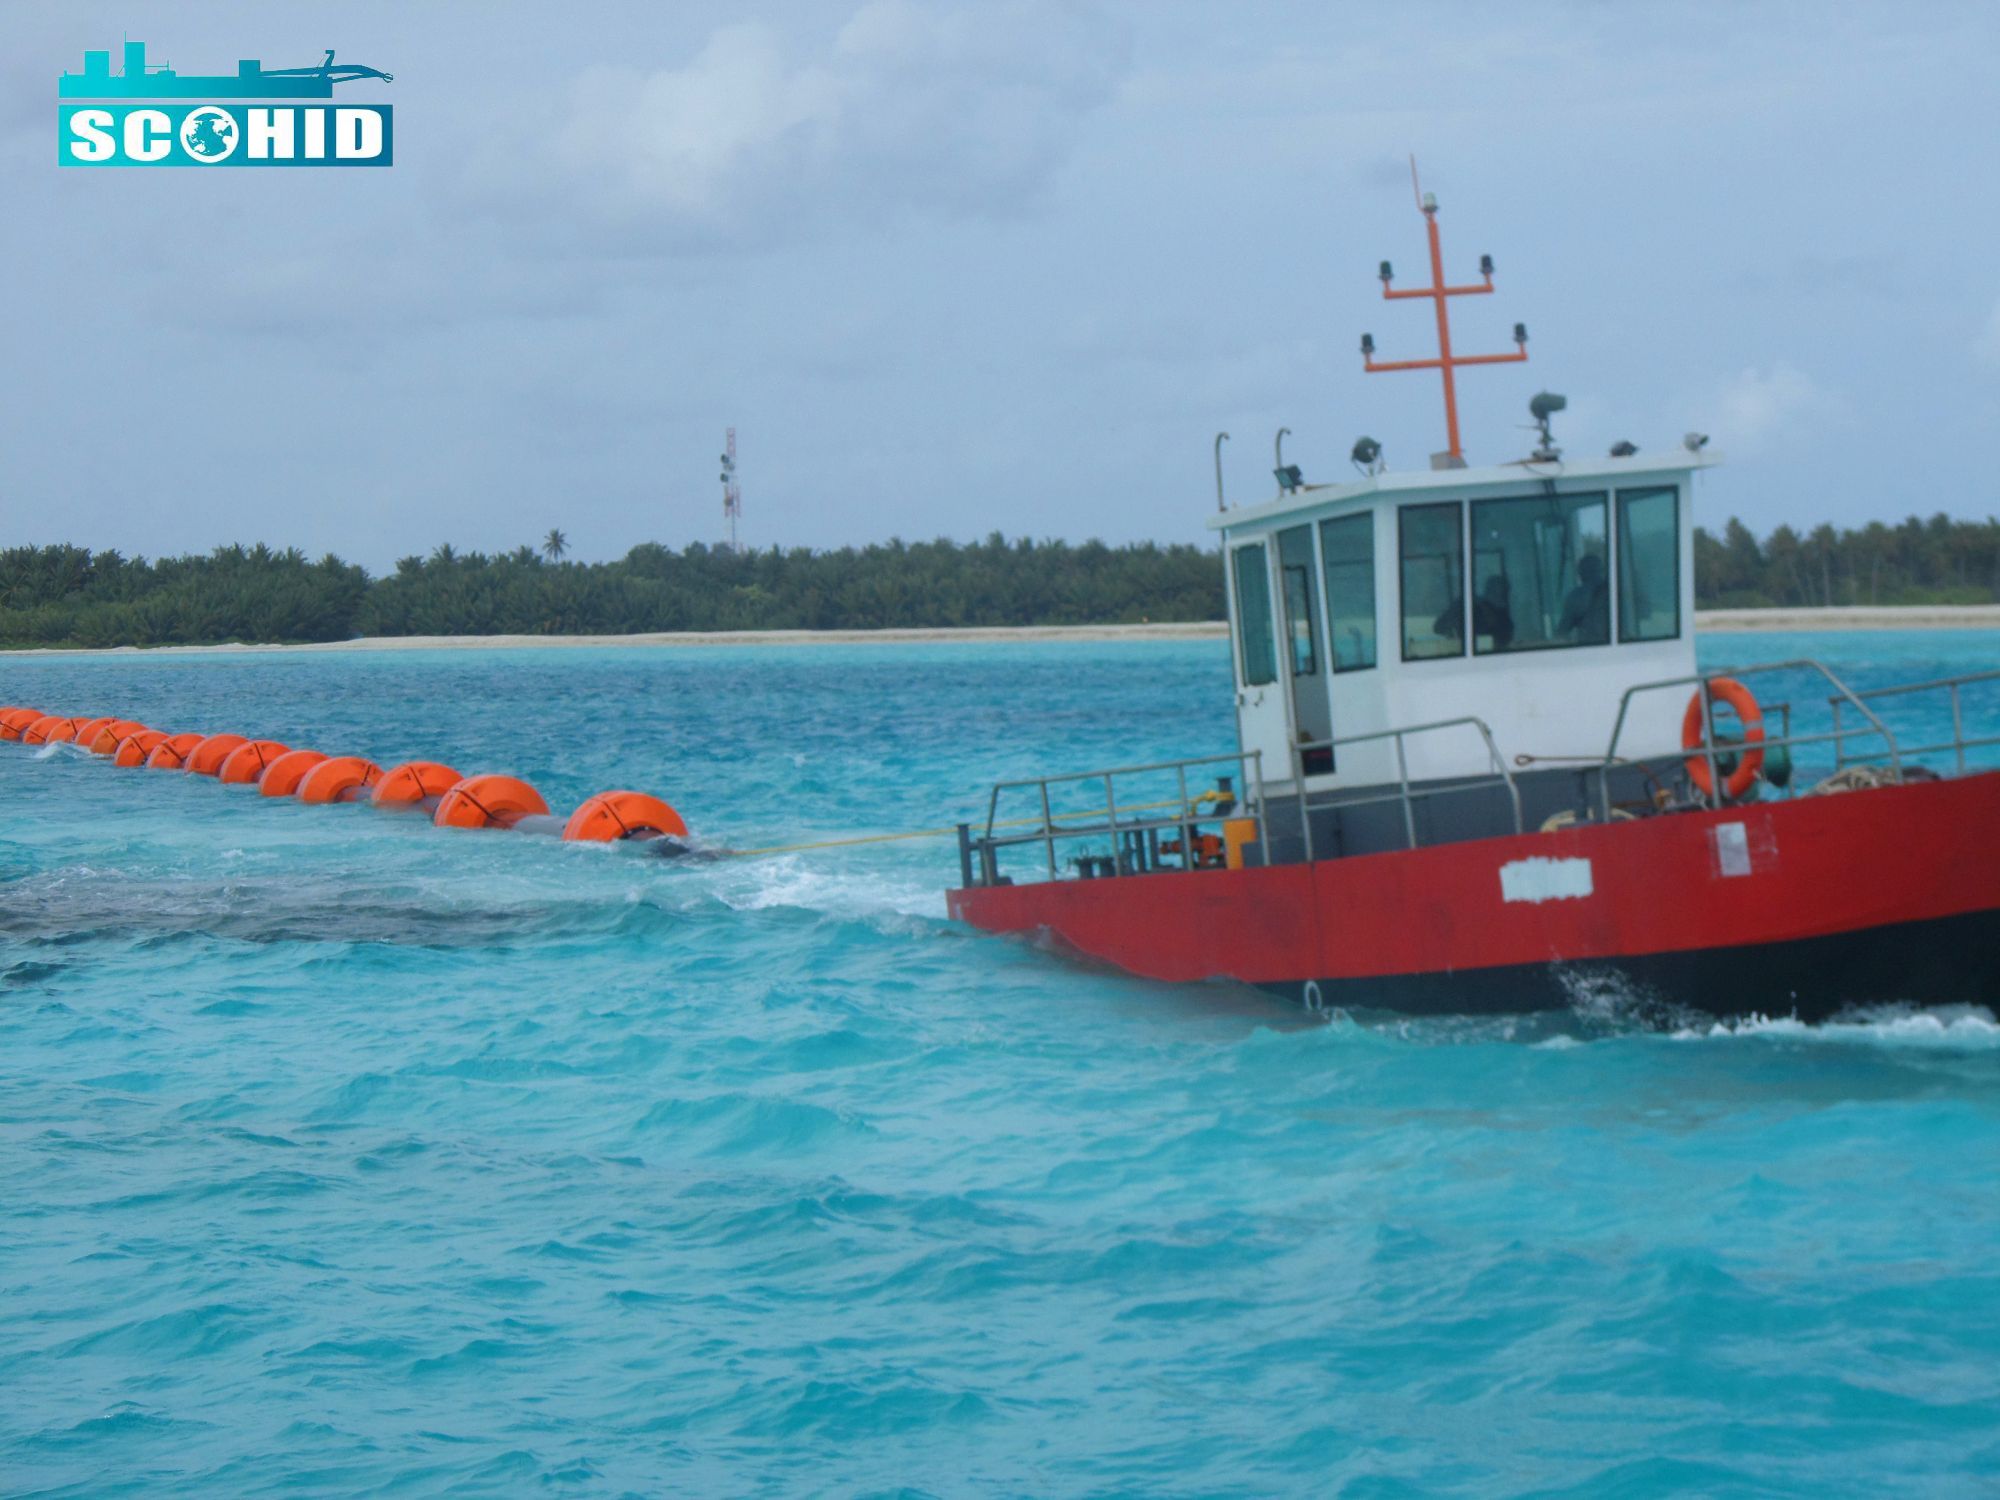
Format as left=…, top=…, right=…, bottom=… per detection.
left=1359, top=167, right=1528, bottom=468
left=719, top=428, right=741, bottom=552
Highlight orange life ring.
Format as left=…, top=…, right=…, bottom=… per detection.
left=145, top=732, right=206, bottom=769
left=562, top=790, right=688, bottom=842
left=371, top=761, right=462, bottom=807
left=297, top=756, right=382, bottom=805
left=113, top=730, right=171, bottom=767
left=258, top=749, right=329, bottom=797
left=186, top=733, right=250, bottom=777
left=85, top=719, right=150, bottom=754
left=1683, top=677, right=1765, bottom=800
left=218, top=740, right=291, bottom=785
left=434, top=774, right=549, bottom=830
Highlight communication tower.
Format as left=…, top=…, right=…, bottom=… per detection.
left=719, top=428, right=741, bottom=552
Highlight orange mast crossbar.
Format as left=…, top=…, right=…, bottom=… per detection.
left=1361, top=172, right=1526, bottom=464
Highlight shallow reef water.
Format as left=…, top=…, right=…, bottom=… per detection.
left=2, top=631, right=1998, bottom=1496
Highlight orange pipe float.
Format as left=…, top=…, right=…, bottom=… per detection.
left=434, top=775, right=549, bottom=830
left=84, top=719, right=150, bottom=754
left=258, top=749, right=329, bottom=797
left=113, top=730, right=171, bottom=767
left=0, top=708, right=42, bottom=741
left=297, top=756, right=383, bottom=805
left=145, top=733, right=206, bottom=769
left=73, top=716, right=117, bottom=748
left=218, top=740, right=291, bottom=786
left=371, top=761, right=462, bottom=807
left=186, top=734, right=250, bottom=777
left=23, top=716, right=78, bottom=745
left=563, top=790, right=688, bottom=842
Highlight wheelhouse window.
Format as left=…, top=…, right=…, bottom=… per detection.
left=1275, top=526, right=1320, bottom=676
left=1231, top=542, right=1277, bottom=686
left=1319, top=513, right=1376, bottom=671
left=1399, top=502, right=1465, bottom=661
left=1468, top=491, right=1609, bottom=653
left=1618, top=486, right=1681, bottom=642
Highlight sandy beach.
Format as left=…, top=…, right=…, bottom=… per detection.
left=5, top=607, right=1996, bottom=657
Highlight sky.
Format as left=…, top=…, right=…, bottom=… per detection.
left=3, top=1, right=1998, bottom=572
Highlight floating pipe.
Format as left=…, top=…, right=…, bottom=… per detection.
left=259, top=749, right=329, bottom=797
left=297, top=756, right=382, bottom=805
left=85, top=719, right=150, bottom=754
left=434, top=775, right=549, bottom=830
left=24, top=716, right=79, bottom=745
left=9, top=712, right=695, bottom=852
left=372, top=761, right=461, bottom=809
left=146, top=733, right=205, bottom=769
left=564, top=790, right=688, bottom=843
left=113, top=730, right=171, bottom=767
left=219, top=740, right=290, bottom=785
left=186, top=734, right=249, bottom=776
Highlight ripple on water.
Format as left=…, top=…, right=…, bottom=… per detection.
left=2, top=636, right=1998, bottom=1495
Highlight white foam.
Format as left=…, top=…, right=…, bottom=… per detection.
left=1673, top=1003, right=2000, bottom=1048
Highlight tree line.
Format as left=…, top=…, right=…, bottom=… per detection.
left=1693, top=513, right=2000, bottom=608
left=1, top=514, right=1994, bottom=648
left=0, top=536, right=1222, bottom=647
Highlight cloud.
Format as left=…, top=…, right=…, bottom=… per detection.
left=1709, top=362, right=1829, bottom=450
left=461, top=0, right=1128, bottom=255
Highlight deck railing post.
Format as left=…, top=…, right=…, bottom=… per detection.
left=1832, top=698, right=1845, bottom=771
left=1697, top=677, right=1721, bottom=808
left=956, top=823, right=974, bottom=888
left=1040, top=780, right=1057, bottom=879
left=1105, top=774, right=1120, bottom=874
left=1250, top=751, right=1270, bottom=866
left=1952, top=683, right=1966, bottom=776
left=1394, top=732, right=1417, bottom=848
left=1176, top=764, right=1194, bottom=872
left=1294, top=747, right=1316, bottom=864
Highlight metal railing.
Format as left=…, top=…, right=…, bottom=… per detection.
left=1598, top=658, right=1900, bottom=819
left=962, top=749, right=1267, bottom=887
left=962, top=663, right=1997, bottom=889
left=1833, top=668, right=2000, bottom=778
left=1287, top=716, right=1522, bottom=858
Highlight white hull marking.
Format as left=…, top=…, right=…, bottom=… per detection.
left=1499, top=856, right=1594, bottom=904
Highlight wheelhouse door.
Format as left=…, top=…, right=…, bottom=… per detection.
left=1228, top=539, right=1294, bottom=788
left=1275, top=525, right=1333, bottom=775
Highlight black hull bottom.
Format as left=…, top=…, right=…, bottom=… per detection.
left=1264, top=908, right=2000, bottom=1024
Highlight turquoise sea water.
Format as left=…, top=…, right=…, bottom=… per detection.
left=2, top=629, right=1997, bottom=1497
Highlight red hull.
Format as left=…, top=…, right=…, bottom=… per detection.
left=947, top=772, right=2000, bottom=1017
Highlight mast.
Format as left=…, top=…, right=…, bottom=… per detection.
left=1360, top=163, right=1528, bottom=467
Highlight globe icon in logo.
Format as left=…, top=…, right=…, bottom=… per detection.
left=180, top=107, right=238, bottom=162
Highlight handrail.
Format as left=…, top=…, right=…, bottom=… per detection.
left=1832, top=667, right=2000, bottom=778
left=1600, top=658, right=1900, bottom=818
left=970, top=749, right=1268, bottom=887
left=1288, top=715, right=1522, bottom=853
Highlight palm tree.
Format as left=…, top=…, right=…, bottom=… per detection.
left=543, top=529, right=568, bottom=562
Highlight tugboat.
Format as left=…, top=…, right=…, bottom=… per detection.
left=946, top=188, right=2000, bottom=1021
left=60, top=41, right=391, bottom=100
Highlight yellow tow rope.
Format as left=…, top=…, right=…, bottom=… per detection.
left=727, top=795, right=1228, bottom=858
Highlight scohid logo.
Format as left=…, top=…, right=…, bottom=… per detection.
left=58, top=41, right=393, bottom=168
